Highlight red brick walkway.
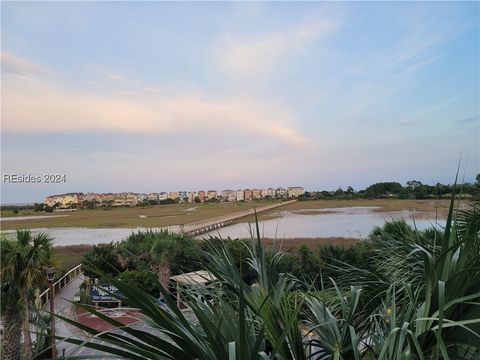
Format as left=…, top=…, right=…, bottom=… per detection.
left=75, top=306, right=142, bottom=332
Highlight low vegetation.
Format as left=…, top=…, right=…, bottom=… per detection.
left=64, top=193, right=480, bottom=359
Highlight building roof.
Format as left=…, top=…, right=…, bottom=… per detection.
left=170, top=270, right=216, bottom=285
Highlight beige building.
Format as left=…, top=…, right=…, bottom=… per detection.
left=252, top=189, right=262, bottom=200
left=198, top=191, right=206, bottom=202
left=221, top=190, right=235, bottom=202
left=63, top=193, right=82, bottom=207
left=45, top=193, right=83, bottom=208
left=113, top=192, right=138, bottom=206
left=260, top=189, right=269, bottom=198
left=236, top=190, right=244, bottom=201
left=287, top=187, right=305, bottom=198
left=44, top=195, right=65, bottom=207
left=187, top=191, right=197, bottom=203
left=98, top=193, right=114, bottom=204
left=207, top=190, right=217, bottom=200
left=83, top=192, right=100, bottom=202
left=168, top=192, right=178, bottom=200
left=244, top=189, right=252, bottom=201
left=147, top=193, right=159, bottom=201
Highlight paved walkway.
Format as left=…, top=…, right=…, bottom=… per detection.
left=50, top=276, right=194, bottom=359
left=47, top=275, right=91, bottom=358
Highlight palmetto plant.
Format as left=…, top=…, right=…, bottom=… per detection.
left=0, top=230, right=53, bottom=360
left=58, top=196, right=479, bottom=359
left=332, top=196, right=480, bottom=358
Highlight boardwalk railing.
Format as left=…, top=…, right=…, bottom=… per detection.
left=36, top=264, right=83, bottom=308
left=182, top=200, right=297, bottom=235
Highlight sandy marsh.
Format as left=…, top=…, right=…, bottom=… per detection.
left=0, top=199, right=464, bottom=231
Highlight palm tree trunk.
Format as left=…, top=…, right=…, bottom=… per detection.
left=157, top=259, right=171, bottom=299
left=2, top=308, right=21, bottom=360
left=22, top=288, right=33, bottom=360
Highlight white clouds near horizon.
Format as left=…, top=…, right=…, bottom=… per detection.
left=216, top=10, right=342, bottom=81
left=2, top=53, right=310, bottom=147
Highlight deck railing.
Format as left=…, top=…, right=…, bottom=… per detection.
left=183, top=200, right=297, bottom=234
left=36, top=264, right=83, bottom=307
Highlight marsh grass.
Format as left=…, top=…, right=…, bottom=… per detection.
left=52, top=191, right=479, bottom=359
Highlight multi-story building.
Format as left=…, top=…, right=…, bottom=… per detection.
left=244, top=189, right=252, bottom=201
left=113, top=192, right=138, bottom=206
left=252, top=189, right=262, bottom=200
left=147, top=193, right=159, bottom=201
left=207, top=190, right=217, bottom=200
left=62, top=193, right=83, bottom=208
left=187, top=191, right=197, bottom=203
left=198, top=191, right=206, bottom=202
left=268, top=188, right=276, bottom=198
left=168, top=192, right=178, bottom=200
left=99, top=193, right=115, bottom=205
left=178, top=191, right=188, bottom=202
left=260, top=189, right=269, bottom=198
left=159, top=192, right=168, bottom=201
left=287, top=187, right=305, bottom=198
left=83, top=192, right=99, bottom=202
left=220, top=190, right=235, bottom=202
left=137, top=193, right=147, bottom=202
left=236, top=189, right=244, bottom=201
left=275, top=187, right=287, bottom=198
left=44, top=194, right=66, bottom=207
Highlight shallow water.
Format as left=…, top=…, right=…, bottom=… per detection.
left=0, top=226, right=180, bottom=246
left=0, top=207, right=443, bottom=245
left=203, top=206, right=443, bottom=239
left=0, top=214, right=70, bottom=221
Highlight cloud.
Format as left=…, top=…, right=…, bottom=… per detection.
left=106, top=74, right=125, bottom=81
left=2, top=54, right=310, bottom=147
left=1, top=52, right=45, bottom=77
left=216, top=12, right=341, bottom=79
left=454, top=116, right=478, bottom=124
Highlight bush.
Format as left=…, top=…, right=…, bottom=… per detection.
left=81, top=243, right=123, bottom=278
left=118, top=270, right=161, bottom=297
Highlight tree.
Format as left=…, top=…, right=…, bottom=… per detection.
left=82, top=243, right=123, bottom=278
left=0, top=230, right=53, bottom=360
left=364, top=182, right=403, bottom=198
left=150, top=237, right=175, bottom=295
left=33, top=203, right=45, bottom=212
left=1, top=282, right=22, bottom=360
left=118, top=270, right=161, bottom=297
left=149, top=232, right=200, bottom=296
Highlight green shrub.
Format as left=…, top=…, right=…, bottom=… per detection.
left=118, top=270, right=161, bottom=297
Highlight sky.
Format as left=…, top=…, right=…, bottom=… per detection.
left=1, top=1, right=479, bottom=204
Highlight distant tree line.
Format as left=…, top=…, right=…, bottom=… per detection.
left=299, top=174, right=480, bottom=201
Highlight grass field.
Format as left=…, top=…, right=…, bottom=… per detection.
left=260, top=237, right=358, bottom=251
left=0, top=201, right=282, bottom=230
left=53, top=244, right=92, bottom=272
left=1, top=199, right=461, bottom=230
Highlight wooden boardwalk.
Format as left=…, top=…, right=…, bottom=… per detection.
left=179, top=200, right=297, bottom=235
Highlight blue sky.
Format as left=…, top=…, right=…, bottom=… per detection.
left=1, top=1, right=479, bottom=203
